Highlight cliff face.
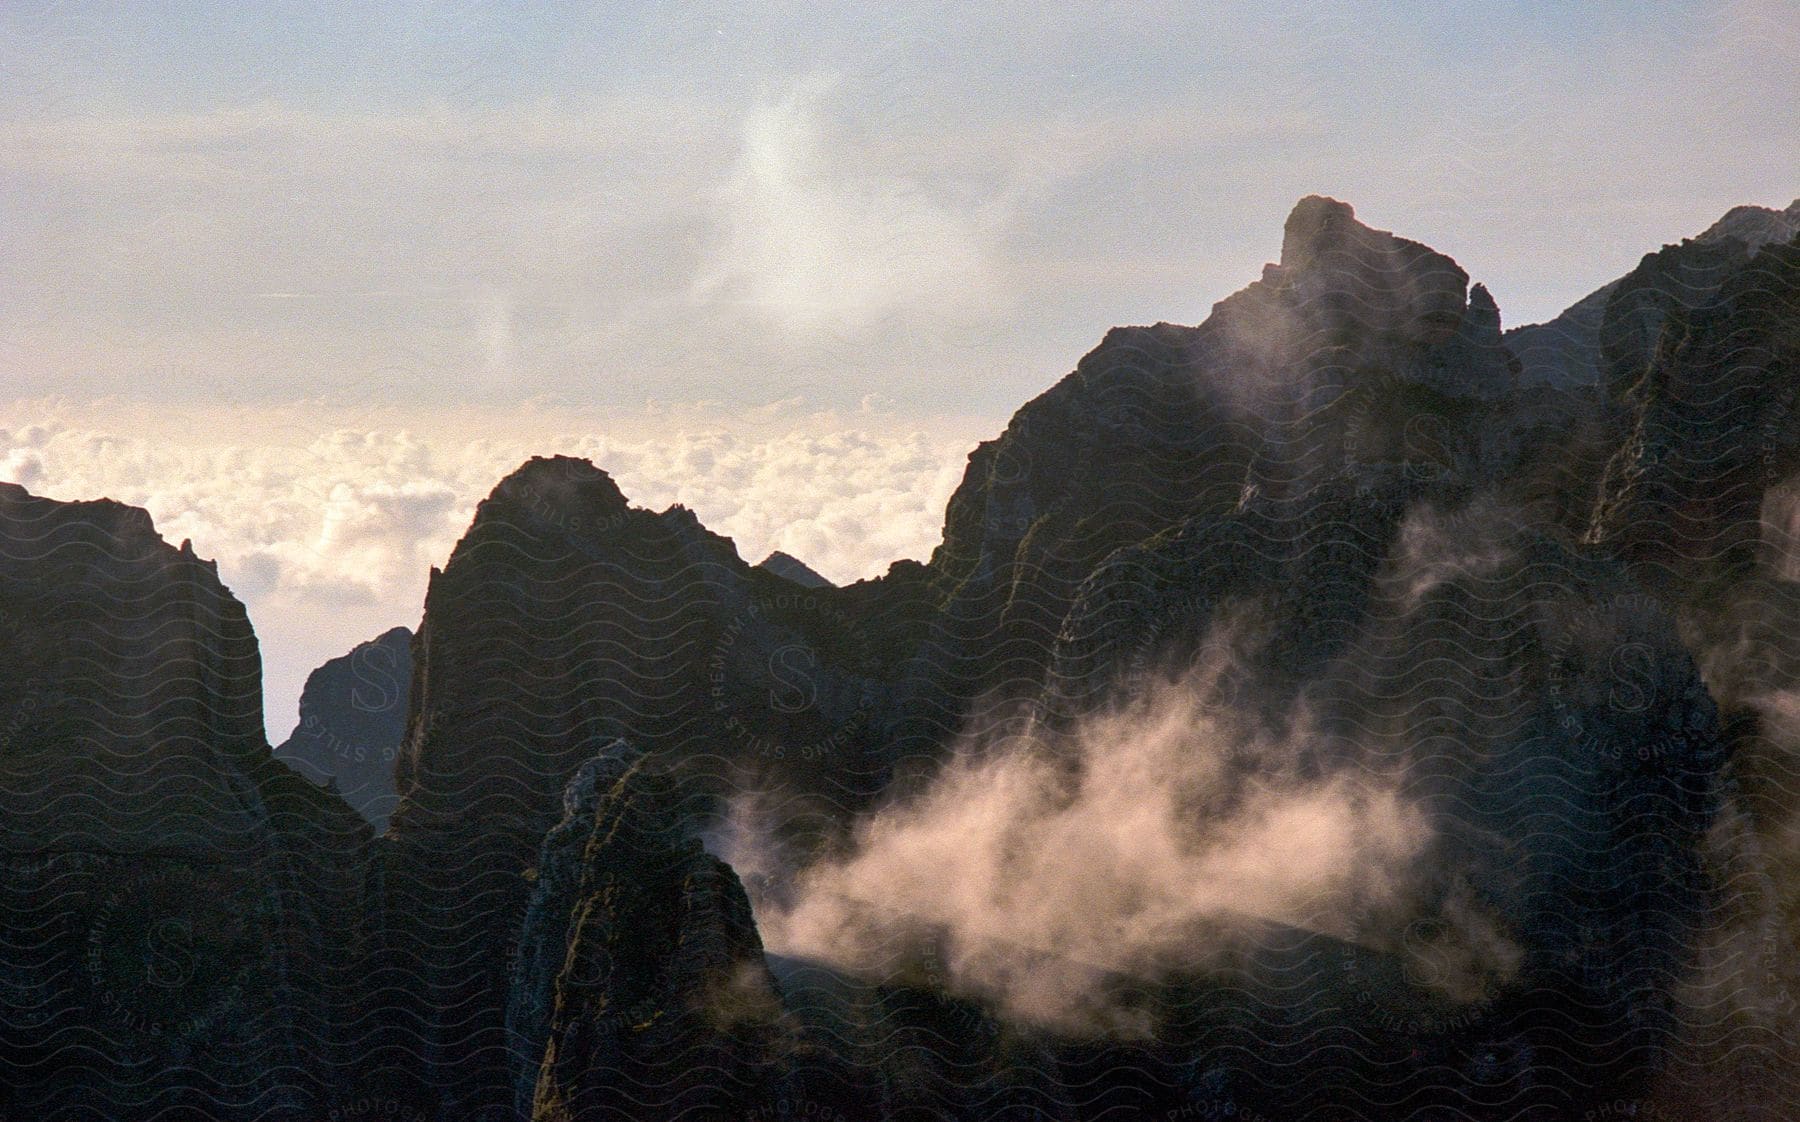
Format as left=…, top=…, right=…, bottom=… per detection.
left=388, top=455, right=917, bottom=837
left=1032, top=488, right=1723, bottom=1114
left=1504, top=197, right=1800, bottom=391
left=526, top=748, right=784, bottom=1121
left=1589, top=234, right=1800, bottom=588
left=371, top=454, right=923, bottom=1114
left=0, top=487, right=266, bottom=853
left=0, top=483, right=369, bottom=1120
left=341, top=196, right=1768, bottom=1119
left=506, top=740, right=645, bottom=1115
left=910, top=197, right=1523, bottom=763
left=274, top=625, right=412, bottom=828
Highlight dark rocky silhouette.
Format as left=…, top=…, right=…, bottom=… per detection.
left=368, top=455, right=921, bottom=1115
left=274, top=625, right=412, bottom=828
left=5, top=194, right=1799, bottom=1119
left=527, top=746, right=784, bottom=1120
left=0, top=484, right=370, bottom=1120
left=1589, top=232, right=1800, bottom=589
left=757, top=549, right=833, bottom=588
left=1505, top=197, right=1799, bottom=391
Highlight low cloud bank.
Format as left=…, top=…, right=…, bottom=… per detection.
left=1, top=399, right=982, bottom=738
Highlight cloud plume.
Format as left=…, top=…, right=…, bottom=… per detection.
left=738, top=655, right=1453, bottom=1035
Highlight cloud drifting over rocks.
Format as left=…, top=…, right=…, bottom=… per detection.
left=741, top=664, right=1447, bottom=1035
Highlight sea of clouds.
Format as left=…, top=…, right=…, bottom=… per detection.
left=1, top=397, right=987, bottom=740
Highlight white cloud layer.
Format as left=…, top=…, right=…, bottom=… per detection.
left=1, top=398, right=985, bottom=741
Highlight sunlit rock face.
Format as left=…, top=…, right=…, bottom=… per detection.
left=275, top=625, right=412, bottom=828
left=0, top=483, right=370, bottom=1120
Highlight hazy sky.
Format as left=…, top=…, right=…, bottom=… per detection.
left=7, top=1, right=1796, bottom=412
left=4, top=1, right=1796, bottom=735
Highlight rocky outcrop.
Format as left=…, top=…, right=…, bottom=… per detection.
left=1506, top=282, right=1619, bottom=390
left=1043, top=472, right=1443, bottom=721
left=1578, top=210, right=1800, bottom=939
left=389, top=455, right=914, bottom=835
left=1505, top=198, right=1799, bottom=392
left=1495, top=204, right=1799, bottom=543
left=371, top=455, right=921, bottom=1114
left=527, top=748, right=784, bottom=1120
left=506, top=741, right=643, bottom=1116
left=7, top=193, right=1796, bottom=1118
left=1035, top=490, right=1726, bottom=1114
left=1589, top=234, right=1800, bottom=588
left=908, top=198, right=1526, bottom=767
left=1697, top=198, right=1800, bottom=255
left=757, top=550, right=833, bottom=588
left=351, top=197, right=1776, bottom=1117
left=274, top=625, right=411, bottom=828
left=0, top=484, right=370, bottom=1120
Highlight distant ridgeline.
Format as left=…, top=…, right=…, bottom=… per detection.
left=1, top=196, right=1797, bottom=1120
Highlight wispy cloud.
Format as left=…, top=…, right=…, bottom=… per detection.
left=692, top=76, right=1009, bottom=338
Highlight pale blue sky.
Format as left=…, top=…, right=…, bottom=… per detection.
left=6, top=1, right=1795, bottom=416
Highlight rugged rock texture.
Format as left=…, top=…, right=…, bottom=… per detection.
left=0, top=483, right=370, bottom=1120
left=1589, top=234, right=1800, bottom=588
left=1501, top=202, right=1800, bottom=539
left=906, top=197, right=1524, bottom=770
left=527, top=747, right=784, bottom=1120
left=345, top=196, right=1778, bottom=1118
left=274, top=625, right=412, bottom=828
left=1043, top=473, right=1439, bottom=721
left=7, top=193, right=1797, bottom=1119
left=506, top=741, right=643, bottom=1115
left=1032, top=490, right=1726, bottom=1115
left=370, top=455, right=925, bottom=1115
left=1697, top=198, right=1800, bottom=252
left=1506, top=197, right=1800, bottom=391
left=389, top=456, right=917, bottom=833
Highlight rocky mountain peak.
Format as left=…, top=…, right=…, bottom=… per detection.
left=1273, top=194, right=1470, bottom=339
left=1278, top=194, right=1360, bottom=269
left=757, top=549, right=832, bottom=588
left=1695, top=197, right=1800, bottom=253
left=0, top=482, right=167, bottom=564
left=1467, top=281, right=1501, bottom=328
left=274, top=624, right=414, bottom=829
left=473, top=455, right=630, bottom=532
left=0, top=485, right=372, bottom=1118
left=527, top=746, right=781, bottom=1119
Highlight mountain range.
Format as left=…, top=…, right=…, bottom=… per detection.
left=2, top=194, right=1798, bottom=1120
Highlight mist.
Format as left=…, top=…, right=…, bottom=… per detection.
left=725, top=643, right=1527, bottom=1036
